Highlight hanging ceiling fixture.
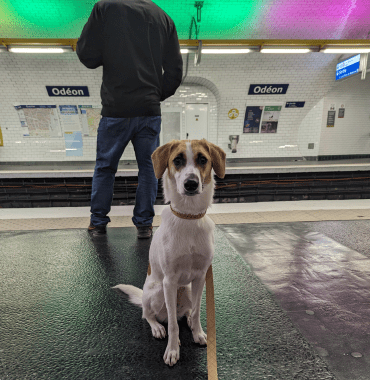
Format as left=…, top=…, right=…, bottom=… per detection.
left=8, top=46, right=73, bottom=53
left=195, top=1, right=204, bottom=23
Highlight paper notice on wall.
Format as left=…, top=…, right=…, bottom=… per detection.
left=59, top=105, right=81, bottom=132
left=243, top=106, right=263, bottom=133
left=64, top=131, right=83, bottom=156
left=327, top=111, right=336, bottom=127
left=14, top=105, right=62, bottom=137
left=261, top=105, right=281, bottom=133
left=338, top=103, right=345, bottom=118
left=78, top=105, right=102, bottom=136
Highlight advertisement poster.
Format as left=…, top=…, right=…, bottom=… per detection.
left=261, top=106, right=281, bottom=133
left=64, top=131, right=83, bottom=156
left=59, top=105, right=81, bottom=132
left=243, top=106, right=263, bottom=133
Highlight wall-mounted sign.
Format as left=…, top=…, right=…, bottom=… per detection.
left=228, top=109, right=239, bottom=119
left=14, top=105, right=61, bottom=137
left=46, top=86, right=90, bottom=97
left=338, top=103, right=345, bottom=118
left=248, top=84, right=289, bottom=95
left=336, top=54, right=360, bottom=81
left=79, top=105, right=102, bottom=136
left=285, top=102, right=305, bottom=108
left=327, top=111, right=336, bottom=127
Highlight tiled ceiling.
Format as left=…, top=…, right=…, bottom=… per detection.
left=0, top=0, right=369, bottom=40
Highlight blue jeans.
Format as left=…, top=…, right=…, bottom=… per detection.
left=90, top=116, right=161, bottom=227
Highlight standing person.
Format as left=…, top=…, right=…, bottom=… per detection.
left=76, top=0, right=183, bottom=238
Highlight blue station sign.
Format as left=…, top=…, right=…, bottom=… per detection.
left=46, top=86, right=90, bottom=96
left=285, top=102, right=305, bottom=108
left=248, top=84, right=289, bottom=95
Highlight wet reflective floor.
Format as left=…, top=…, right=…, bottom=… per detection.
left=2, top=221, right=370, bottom=379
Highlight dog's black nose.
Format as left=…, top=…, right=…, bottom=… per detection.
left=184, top=179, right=199, bottom=193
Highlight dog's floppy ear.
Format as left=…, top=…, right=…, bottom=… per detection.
left=203, top=140, right=226, bottom=179
left=151, top=140, right=180, bottom=179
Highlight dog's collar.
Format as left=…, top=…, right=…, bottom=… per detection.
left=170, top=204, right=207, bottom=220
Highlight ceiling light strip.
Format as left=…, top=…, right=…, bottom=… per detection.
left=1, top=39, right=370, bottom=54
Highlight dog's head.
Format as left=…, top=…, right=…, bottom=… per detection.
left=151, top=139, right=226, bottom=197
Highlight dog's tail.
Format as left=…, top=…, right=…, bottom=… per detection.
left=112, top=284, right=143, bottom=308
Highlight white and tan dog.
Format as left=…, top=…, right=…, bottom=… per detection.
left=113, top=139, right=226, bottom=366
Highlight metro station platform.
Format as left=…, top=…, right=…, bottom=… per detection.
left=1, top=157, right=370, bottom=178
left=2, top=200, right=370, bottom=379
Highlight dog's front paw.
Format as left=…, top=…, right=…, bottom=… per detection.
left=163, top=341, right=180, bottom=366
left=192, top=329, right=207, bottom=345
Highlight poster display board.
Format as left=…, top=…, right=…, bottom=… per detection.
left=243, top=106, right=263, bottom=133
left=79, top=105, right=102, bottom=137
left=243, top=105, right=282, bottom=133
left=15, top=105, right=62, bottom=137
left=14, top=104, right=102, bottom=156
left=64, top=131, right=83, bottom=156
left=261, top=106, right=281, bottom=133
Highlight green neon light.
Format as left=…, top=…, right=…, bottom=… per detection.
left=1, top=0, right=258, bottom=39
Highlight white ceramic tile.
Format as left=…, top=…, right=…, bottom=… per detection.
left=0, top=51, right=367, bottom=163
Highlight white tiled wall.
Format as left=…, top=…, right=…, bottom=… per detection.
left=0, top=50, right=368, bottom=162
left=319, top=73, right=370, bottom=156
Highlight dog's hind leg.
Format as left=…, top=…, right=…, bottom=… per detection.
left=176, top=284, right=192, bottom=328
left=144, top=314, right=167, bottom=339
left=185, top=309, right=192, bottom=329
left=142, top=280, right=167, bottom=339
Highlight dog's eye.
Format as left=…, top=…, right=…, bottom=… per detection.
left=198, top=156, right=208, bottom=165
left=173, top=157, right=183, bottom=167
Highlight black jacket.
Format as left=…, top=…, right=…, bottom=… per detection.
left=76, top=0, right=183, bottom=118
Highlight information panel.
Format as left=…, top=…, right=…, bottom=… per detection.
left=336, top=54, right=360, bottom=81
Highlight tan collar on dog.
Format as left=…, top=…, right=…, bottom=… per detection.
left=170, top=204, right=206, bottom=220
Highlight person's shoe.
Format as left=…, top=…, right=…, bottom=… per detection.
left=88, top=222, right=107, bottom=235
left=136, top=225, right=153, bottom=239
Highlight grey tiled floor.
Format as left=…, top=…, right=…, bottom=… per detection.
left=2, top=200, right=370, bottom=379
